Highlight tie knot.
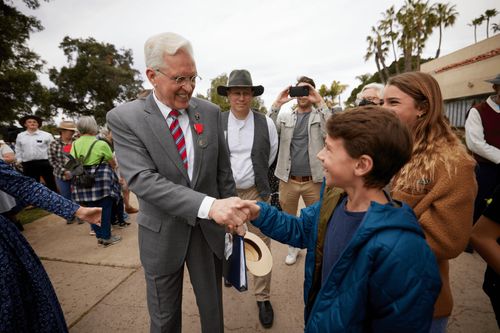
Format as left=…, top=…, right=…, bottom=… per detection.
left=169, top=109, right=180, bottom=119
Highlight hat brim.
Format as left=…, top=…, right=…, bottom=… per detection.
left=485, top=79, right=500, bottom=85
left=217, top=85, right=264, bottom=97
left=58, top=127, right=77, bottom=131
left=244, top=231, right=273, bottom=277
left=19, top=115, right=43, bottom=128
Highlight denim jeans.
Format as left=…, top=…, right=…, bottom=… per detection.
left=55, top=178, right=72, bottom=200
left=429, top=317, right=448, bottom=333
left=86, top=196, right=114, bottom=240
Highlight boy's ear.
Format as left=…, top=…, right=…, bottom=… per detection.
left=354, top=155, right=373, bottom=177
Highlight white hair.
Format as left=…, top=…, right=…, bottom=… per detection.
left=76, top=116, right=99, bottom=135
left=144, top=32, right=194, bottom=70
left=355, top=82, right=385, bottom=105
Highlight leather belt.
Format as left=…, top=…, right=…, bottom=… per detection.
left=290, top=175, right=312, bottom=182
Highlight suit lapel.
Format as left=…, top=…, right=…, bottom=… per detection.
left=187, top=99, right=203, bottom=188
left=144, top=94, right=190, bottom=182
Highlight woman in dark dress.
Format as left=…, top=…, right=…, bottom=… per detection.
left=0, top=159, right=101, bottom=333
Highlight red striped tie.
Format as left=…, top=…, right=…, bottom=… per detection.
left=169, top=109, right=188, bottom=169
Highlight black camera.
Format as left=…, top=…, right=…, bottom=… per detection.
left=289, top=86, right=309, bottom=97
left=358, top=99, right=377, bottom=106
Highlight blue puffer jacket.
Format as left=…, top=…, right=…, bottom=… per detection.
left=252, top=186, right=441, bottom=333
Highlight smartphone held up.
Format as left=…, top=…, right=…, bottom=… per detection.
left=289, top=86, right=309, bottom=97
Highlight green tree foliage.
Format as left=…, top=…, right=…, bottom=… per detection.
left=0, top=0, right=51, bottom=124
left=202, top=73, right=266, bottom=113
left=432, top=3, right=458, bottom=58
left=379, top=6, right=400, bottom=74
left=365, top=26, right=390, bottom=83
left=49, top=36, right=143, bottom=124
left=318, top=81, right=348, bottom=109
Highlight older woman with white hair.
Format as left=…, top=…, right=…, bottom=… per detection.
left=71, top=116, right=122, bottom=247
left=356, top=82, right=384, bottom=106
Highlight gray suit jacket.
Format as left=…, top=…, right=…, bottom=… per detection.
left=107, top=94, right=236, bottom=275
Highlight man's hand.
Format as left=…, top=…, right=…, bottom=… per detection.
left=239, top=200, right=261, bottom=221
left=272, top=86, right=293, bottom=109
left=302, top=82, right=327, bottom=106
left=75, top=207, right=102, bottom=227
left=208, top=197, right=254, bottom=227
left=63, top=170, right=72, bottom=180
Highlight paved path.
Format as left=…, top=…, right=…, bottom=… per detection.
left=23, top=201, right=497, bottom=332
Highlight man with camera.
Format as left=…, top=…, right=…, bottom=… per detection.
left=269, top=76, right=329, bottom=265
left=217, top=69, right=278, bottom=328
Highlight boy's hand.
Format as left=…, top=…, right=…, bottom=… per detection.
left=239, top=200, right=260, bottom=221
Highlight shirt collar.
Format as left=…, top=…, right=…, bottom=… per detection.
left=152, top=90, right=186, bottom=119
left=487, top=96, right=500, bottom=111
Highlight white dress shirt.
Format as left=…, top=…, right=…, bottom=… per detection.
left=152, top=91, right=215, bottom=219
left=15, top=130, right=54, bottom=162
left=465, top=96, right=500, bottom=164
left=227, top=110, right=278, bottom=189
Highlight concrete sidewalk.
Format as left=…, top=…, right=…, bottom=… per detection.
left=23, top=205, right=497, bottom=332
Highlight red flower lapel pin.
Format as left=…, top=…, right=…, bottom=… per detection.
left=194, top=123, right=204, bottom=135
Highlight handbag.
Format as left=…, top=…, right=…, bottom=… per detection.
left=67, top=140, right=103, bottom=188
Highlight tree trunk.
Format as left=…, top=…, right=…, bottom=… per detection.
left=486, top=18, right=490, bottom=38
left=390, top=28, right=400, bottom=74
left=435, top=24, right=442, bottom=58
left=374, top=54, right=385, bottom=84
left=404, top=44, right=412, bottom=72
left=474, top=26, right=477, bottom=43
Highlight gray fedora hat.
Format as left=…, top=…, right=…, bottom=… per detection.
left=217, top=69, right=264, bottom=97
left=485, top=74, right=500, bottom=85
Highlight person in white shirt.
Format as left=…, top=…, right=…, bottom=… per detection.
left=465, top=74, right=500, bottom=225
left=15, top=115, right=57, bottom=192
left=217, top=69, right=278, bottom=329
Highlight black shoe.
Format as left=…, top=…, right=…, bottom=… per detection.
left=224, top=278, right=232, bottom=288
left=257, top=301, right=274, bottom=328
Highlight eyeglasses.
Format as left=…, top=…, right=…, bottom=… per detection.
left=156, top=69, right=201, bottom=86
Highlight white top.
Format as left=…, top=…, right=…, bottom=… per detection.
left=465, top=96, right=500, bottom=164
left=15, top=130, right=54, bottom=162
left=152, top=91, right=214, bottom=219
left=227, top=111, right=278, bottom=189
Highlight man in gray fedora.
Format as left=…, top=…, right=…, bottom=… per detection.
left=107, top=32, right=250, bottom=333
left=218, top=69, right=278, bottom=328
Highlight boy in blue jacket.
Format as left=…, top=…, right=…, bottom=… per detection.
left=246, top=106, right=442, bottom=332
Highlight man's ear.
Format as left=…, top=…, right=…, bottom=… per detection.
left=146, top=68, right=157, bottom=86
left=354, top=155, right=373, bottom=177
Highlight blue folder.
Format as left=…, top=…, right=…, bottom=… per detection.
left=226, top=235, right=248, bottom=292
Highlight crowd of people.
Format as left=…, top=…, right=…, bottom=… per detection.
left=0, top=30, right=498, bottom=333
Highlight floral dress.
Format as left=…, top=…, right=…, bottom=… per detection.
left=0, top=159, right=79, bottom=332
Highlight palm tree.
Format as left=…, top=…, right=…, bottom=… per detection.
left=365, top=34, right=384, bottom=83
left=372, top=26, right=391, bottom=80
left=318, top=81, right=348, bottom=108
left=484, top=9, right=498, bottom=38
left=380, top=5, right=400, bottom=74
left=493, top=22, right=500, bottom=33
left=432, top=2, right=458, bottom=58
left=469, top=15, right=485, bottom=43
left=355, top=73, right=372, bottom=86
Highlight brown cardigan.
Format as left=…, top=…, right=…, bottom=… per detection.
left=392, top=156, right=477, bottom=318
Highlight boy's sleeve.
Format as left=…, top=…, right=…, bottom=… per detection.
left=367, top=233, right=441, bottom=333
left=252, top=201, right=320, bottom=248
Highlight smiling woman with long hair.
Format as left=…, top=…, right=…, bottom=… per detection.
left=383, top=72, right=477, bottom=333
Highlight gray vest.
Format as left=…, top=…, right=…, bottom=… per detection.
left=222, top=110, right=271, bottom=200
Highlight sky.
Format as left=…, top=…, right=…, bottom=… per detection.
left=19, top=0, right=499, bottom=112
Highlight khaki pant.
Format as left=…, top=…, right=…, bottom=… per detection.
left=279, top=179, right=321, bottom=216
left=279, top=179, right=321, bottom=261
left=237, top=186, right=271, bottom=302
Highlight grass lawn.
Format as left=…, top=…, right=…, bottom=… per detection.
left=17, top=207, right=51, bottom=225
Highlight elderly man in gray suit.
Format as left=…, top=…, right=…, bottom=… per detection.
left=107, top=32, right=249, bottom=333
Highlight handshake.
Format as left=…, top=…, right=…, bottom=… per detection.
left=208, top=197, right=261, bottom=236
